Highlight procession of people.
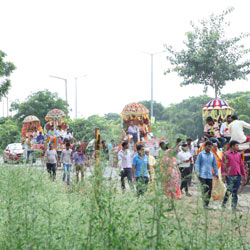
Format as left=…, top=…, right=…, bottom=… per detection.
left=20, top=104, right=250, bottom=212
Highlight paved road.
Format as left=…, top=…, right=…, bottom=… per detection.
left=0, top=157, right=120, bottom=179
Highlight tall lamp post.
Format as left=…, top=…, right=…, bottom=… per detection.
left=143, top=50, right=166, bottom=122
left=49, top=75, right=68, bottom=116
left=74, top=75, right=87, bottom=119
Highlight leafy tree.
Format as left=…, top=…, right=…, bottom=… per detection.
left=69, top=115, right=121, bottom=143
left=162, top=95, right=212, bottom=139
left=151, top=120, right=185, bottom=146
left=0, top=118, right=20, bottom=150
left=11, top=90, right=68, bottom=127
left=104, top=113, right=121, bottom=121
left=165, top=7, right=250, bottom=98
left=139, top=100, right=165, bottom=121
left=0, top=50, right=16, bottom=99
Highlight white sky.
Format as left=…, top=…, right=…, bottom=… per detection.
left=1, top=0, right=250, bottom=119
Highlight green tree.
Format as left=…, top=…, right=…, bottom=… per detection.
left=165, top=7, right=250, bottom=98
left=0, top=50, right=16, bottom=98
left=139, top=100, right=165, bottom=121
left=11, top=90, right=68, bottom=127
left=0, top=118, right=20, bottom=150
left=162, top=95, right=212, bottom=139
left=104, top=113, right=121, bottom=121
left=69, top=115, right=121, bottom=143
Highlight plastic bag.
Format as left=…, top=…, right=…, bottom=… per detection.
left=212, top=176, right=226, bottom=200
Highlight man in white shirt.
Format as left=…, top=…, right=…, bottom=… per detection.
left=45, top=143, right=58, bottom=180
left=64, top=128, right=73, bottom=143
left=118, top=141, right=134, bottom=190
left=177, top=143, right=192, bottom=196
left=229, top=115, right=250, bottom=143
left=60, top=142, right=73, bottom=185
left=220, top=115, right=232, bottom=142
left=57, top=126, right=64, bottom=139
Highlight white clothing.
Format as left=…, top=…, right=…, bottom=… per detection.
left=60, top=149, right=73, bottom=164
left=45, top=149, right=57, bottom=164
left=58, top=130, right=64, bottom=137
left=187, top=145, right=196, bottom=157
left=220, top=122, right=230, bottom=137
left=64, top=132, right=73, bottom=140
left=177, top=151, right=192, bottom=168
left=187, top=145, right=196, bottom=163
left=229, top=120, right=250, bottom=143
left=118, top=149, right=134, bottom=169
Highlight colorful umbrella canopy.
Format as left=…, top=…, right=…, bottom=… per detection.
left=23, top=115, right=40, bottom=123
left=121, top=102, right=149, bottom=119
left=202, top=98, right=232, bottom=120
left=45, top=109, right=65, bottom=121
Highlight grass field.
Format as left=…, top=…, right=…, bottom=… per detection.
left=0, top=164, right=249, bottom=250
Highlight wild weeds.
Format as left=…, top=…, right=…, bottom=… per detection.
left=0, top=157, right=249, bottom=249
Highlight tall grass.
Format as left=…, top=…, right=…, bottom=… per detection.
left=0, top=160, right=249, bottom=249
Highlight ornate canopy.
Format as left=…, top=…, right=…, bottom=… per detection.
left=202, top=99, right=232, bottom=120
left=121, top=102, right=149, bottom=119
left=45, top=109, right=65, bottom=121
left=23, top=115, right=40, bottom=123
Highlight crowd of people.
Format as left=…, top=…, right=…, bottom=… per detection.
left=42, top=114, right=249, bottom=211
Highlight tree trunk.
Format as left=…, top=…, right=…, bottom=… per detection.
left=215, top=87, right=218, bottom=99
left=213, top=79, right=218, bottom=99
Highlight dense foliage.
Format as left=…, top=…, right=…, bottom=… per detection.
left=0, top=118, right=20, bottom=150
left=69, top=115, right=121, bottom=143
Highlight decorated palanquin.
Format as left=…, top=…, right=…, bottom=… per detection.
left=21, top=115, right=45, bottom=156
left=44, top=109, right=68, bottom=151
left=121, top=102, right=151, bottom=142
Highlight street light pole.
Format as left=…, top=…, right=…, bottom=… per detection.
left=49, top=75, right=68, bottom=117
left=150, top=54, right=154, bottom=120
left=143, top=50, right=166, bottom=121
left=74, top=75, right=87, bottom=119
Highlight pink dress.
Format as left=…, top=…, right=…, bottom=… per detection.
left=160, top=150, right=181, bottom=199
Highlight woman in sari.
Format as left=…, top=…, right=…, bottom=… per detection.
left=159, top=148, right=181, bottom=199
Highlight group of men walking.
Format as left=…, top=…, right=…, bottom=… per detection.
left=118, top=142, right=152, bottom=195
left=195, top=140, right=247, bottom=210
left=45, top=143, right=85, bottom=185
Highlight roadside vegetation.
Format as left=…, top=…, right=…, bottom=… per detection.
left=0, top=163, right=249, bottom=249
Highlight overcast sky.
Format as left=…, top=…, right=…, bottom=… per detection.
left=1, top=0, right=250, bottom=119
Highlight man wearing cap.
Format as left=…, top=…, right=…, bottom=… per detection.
left=177, top=143, right=192, bottom=196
